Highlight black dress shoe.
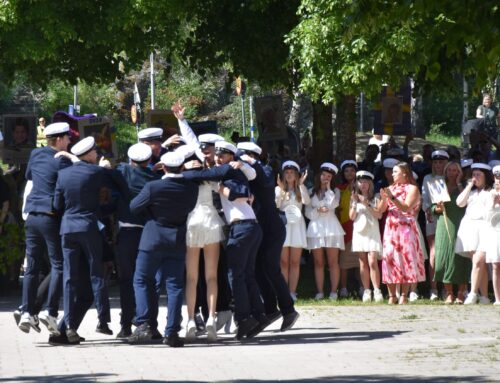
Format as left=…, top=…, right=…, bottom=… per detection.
left=49, top=332, right=80, bottom=345
left=266, top=311, right=282, bottom=326
left=163, top=332, right=184, bottom=348
left=151, top=327, right=163, bottom=340
left=96, top=322, right=113, bottom=335
left=127, top=323, right=153, bottom=344
left=281, top=310, right=300, bottom=331
left=235, top=317, right=259, bottom=340
left=246, top=314, right=272, bottom=339
left=116, top=326, right=132, bottom=338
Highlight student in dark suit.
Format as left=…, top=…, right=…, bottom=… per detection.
left=51, top=136, right=128, bottom=344
left=128, top=151, right=198, bottom=347
left=114, top=143, right=160, bottom=338
left=237, top=142, right=300, bottom=331
left=18, top=122, right=72, bottom=335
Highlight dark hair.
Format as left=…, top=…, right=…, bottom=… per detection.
left=311, top=170, right=335, bottom=197
left=165, top=165, right=182, bottom=174
left=13, top=117, right=29, bottom=132
left=471, top=168, right=494, bottom=191
left=340, top=164, right=357, bottom=183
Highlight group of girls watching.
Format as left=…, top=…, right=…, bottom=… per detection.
left=274, top=149, right=500, bottom=305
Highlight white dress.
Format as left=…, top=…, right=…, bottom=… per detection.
left=421, top=174, right=443, bottom=236
left=186, top=182, right=225, bottom=248
left=486, top=189, right=500, bottom=263
left=455, top=189, right=494, bottom=257
left=351, top=197, right=382, bottom=256
left=305, top=189, right=345, bottom=250
left=275, top=185, right=309, bottom=248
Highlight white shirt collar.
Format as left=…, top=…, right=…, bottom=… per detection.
left=161, top=173, right=184, bottom=179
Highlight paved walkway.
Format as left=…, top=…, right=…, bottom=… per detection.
left=0, top=292, right=498, bottom=382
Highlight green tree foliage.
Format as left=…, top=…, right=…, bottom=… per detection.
left=0, top=0, right=168, bottom=85
left=40, top=80, right=117, bottom=118
left=288, top=0, right=500, bottom=103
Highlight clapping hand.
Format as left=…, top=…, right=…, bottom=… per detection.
left=277, top=174, right=285, bottom=190
left=299, top=170, right=308, bottom=185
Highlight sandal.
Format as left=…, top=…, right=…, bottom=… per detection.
left=388, top=295, right=397, bottom=305
left=399, top=293, right=408, bottom=305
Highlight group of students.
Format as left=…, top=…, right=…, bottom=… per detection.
left=14, top=103, right=300, bottom=347
left=276, top=145, right=500, bottom=306
left=13, top=102, right=500, bottom=348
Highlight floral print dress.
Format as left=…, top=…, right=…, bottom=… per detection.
left=382, top=183, right=426, bottom=284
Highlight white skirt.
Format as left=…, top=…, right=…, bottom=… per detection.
left=455, top=217, right=489, bottom=257
left=485, top=226, right=500, bottom=263
left=308, top=234, right=345, bottom=250
left=186, top=204, right=225, bottom=248
left=283, top=216, right=308, bottom=248
left=351, top=225, right=382, bottom=255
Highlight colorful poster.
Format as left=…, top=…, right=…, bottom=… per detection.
left=78, top=116, right=117, bottom=159
left=1, top=114, right=37, bottom=164
left=373, top=81, right=412, bottom=136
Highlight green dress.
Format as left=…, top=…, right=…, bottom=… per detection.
left=432, top=187, right=472, bottom=284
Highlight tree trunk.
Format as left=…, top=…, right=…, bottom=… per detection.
left=334, top=94, right=356, bottom=163
left=310, top=101, right=333, bottom=169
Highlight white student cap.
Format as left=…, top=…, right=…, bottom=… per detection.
left=215, top=141, right=237, bottom=155
left=460, top=158, right=473, bottom=168
left=471, top=163, right=491, bottom=171
left=127, top=143, right=152, bottom=162
left=237, top=142, right=262, bottom=155
left=340, top=160, right=357, bottom=170
left=175, top=144, right=197, bottom=159
left=492, top=165, right=500, bottom=176
left=282, top=160, right=300, bottom=172
left=138, top=127, right=163, bottom=141
left=198, top=133, right=225, bottom=149
left=71, top=137, right=96, bottom=156
left=383, top=158, right=399, bottom=169
left=160, top=151, right=185, bottom=167
left=431, top=150, right=449, bottom=160
left=320, top=162, right=338, bottom=174
left=44, top=122, right=70, bottom=137
left=356, top=170, right=374, bottom=180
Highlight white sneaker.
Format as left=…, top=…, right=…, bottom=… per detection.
left=430, top=289, right=439, bottom=301
left=328, top=292, right=338, bottom=301
left=409, top=292, right=419, bottom=302
left=314, top=292, right=324, bottom=300
left=464, top=292, right=479, bottom=305
left=18, top=313, right=41, bottom=333
left=373, top=288, right=384, bottom=303
left=493, top=301, right=500, bottom=306
left=38, top=310, right=60, bottom=335
left=339, top=288, right=349, bottom=298
left=290, top=292, right=297, bottom=302
left=362, top=289, right=372, bottom=303
left=206, top=316, right=217, bottom=342
left=478, top=295, right=490, bottom=305
left=185, top=319, right=197, bottom=340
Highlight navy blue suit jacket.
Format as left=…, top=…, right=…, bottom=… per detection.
left=182, top=164, right=250, bottom=200
left=130, top=176, right=198, bottom=252
left=54, top=161, right=128, bottom=235
left=115, top=163, right=160, bottom=225
left=248, top=161, right=284, bottom=229
left=25, top=146, right=73, bottom=214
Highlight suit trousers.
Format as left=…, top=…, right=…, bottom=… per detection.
left=116, top=227, right=142, bottom=327
left=62, top=229, right=110, bottom=329
left=226, top=221, right=264, bottom=322
left=22, top=213, right=63, bottom=317
left=256, top=221, right=295, bottom=316
left=134, top=249, right=185, bottom=336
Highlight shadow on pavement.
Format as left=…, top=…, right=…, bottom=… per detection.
left=31, top=329, right=408, bottom=348
left=0, top=375, right=490, bottom=383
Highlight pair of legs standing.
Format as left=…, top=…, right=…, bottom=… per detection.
left=312, top=247, right=340, bottom=299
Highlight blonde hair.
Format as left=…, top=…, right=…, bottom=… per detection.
left=284, top=168, right=302, bottom=202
